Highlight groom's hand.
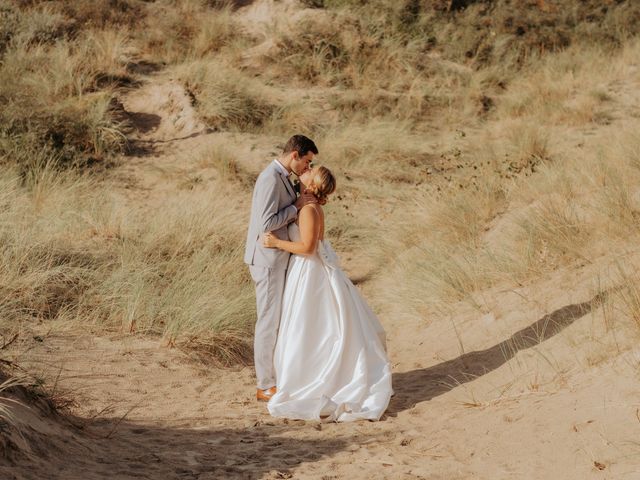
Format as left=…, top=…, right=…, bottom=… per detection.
left=295, top=191, right=317, bottom=210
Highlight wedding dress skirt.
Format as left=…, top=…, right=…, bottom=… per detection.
left=267, top=224, right=393, bottom=422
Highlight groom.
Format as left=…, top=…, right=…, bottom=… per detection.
left=244, top=135, right=318, bottom=401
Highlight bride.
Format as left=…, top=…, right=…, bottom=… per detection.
left=263, top=166, right=393, bottom=422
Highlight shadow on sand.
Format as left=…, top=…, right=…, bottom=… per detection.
left=387, top=291, right=608, bottom=415
left=2, top=407, right=356, bottom=479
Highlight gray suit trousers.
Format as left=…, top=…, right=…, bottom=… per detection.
left=249, top=265, right=287, bottom=390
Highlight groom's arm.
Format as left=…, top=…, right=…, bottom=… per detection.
left=259, top=174, right=297, bottom=233
left=263, top=205, right=319, bottom=255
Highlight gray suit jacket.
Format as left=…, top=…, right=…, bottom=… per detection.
left=244, top=161, right=298, bottom=269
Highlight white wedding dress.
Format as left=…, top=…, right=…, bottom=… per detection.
left=267, top=223, right=393, bottom=422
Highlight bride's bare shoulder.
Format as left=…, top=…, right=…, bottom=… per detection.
left=300, top=203, right=322, bottom=215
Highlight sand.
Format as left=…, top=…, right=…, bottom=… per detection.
left=2, top=273, right=639, bottom=479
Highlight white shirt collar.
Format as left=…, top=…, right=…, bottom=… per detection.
left=273, top=159, right=290, bottom=177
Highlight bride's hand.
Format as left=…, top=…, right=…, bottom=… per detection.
left=263, top=232, right=279, bottom=248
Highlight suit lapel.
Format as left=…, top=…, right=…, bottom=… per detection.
left=270, top=160, right=296, bottom=200
left=279, top=173, right=296, bottom=200
left=270, top=163, right=293, bottom=199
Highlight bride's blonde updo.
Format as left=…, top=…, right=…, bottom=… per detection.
left=305, top=166, right=336, bottom=205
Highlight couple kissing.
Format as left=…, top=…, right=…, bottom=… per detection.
left=244, top=134, right=393, bottom=422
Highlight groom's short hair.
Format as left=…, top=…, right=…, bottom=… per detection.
left=283, top=135, right=318, bottom=157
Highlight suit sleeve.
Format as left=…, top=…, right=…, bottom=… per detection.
left=258, top=173, right=297, bottom=233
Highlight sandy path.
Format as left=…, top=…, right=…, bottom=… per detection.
left=5, top=278, right=640, bottom=480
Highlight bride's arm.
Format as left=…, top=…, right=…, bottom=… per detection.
left=263, top=205, right=320, bottom=255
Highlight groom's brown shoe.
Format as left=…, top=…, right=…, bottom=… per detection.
left=256, top=386, right=277, bottom=402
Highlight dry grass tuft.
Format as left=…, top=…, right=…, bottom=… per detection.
left=0, top=376, right=27, bottom=429
left=0, top=164, right=254, bottom=363
left=615, top=266, right=640, bottom=331
left=0, top=6, right=130, bottom=171
left=175, top=59, right=276, bottom=131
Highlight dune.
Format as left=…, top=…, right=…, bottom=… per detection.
left=1, top=0, right=640, bottom=479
